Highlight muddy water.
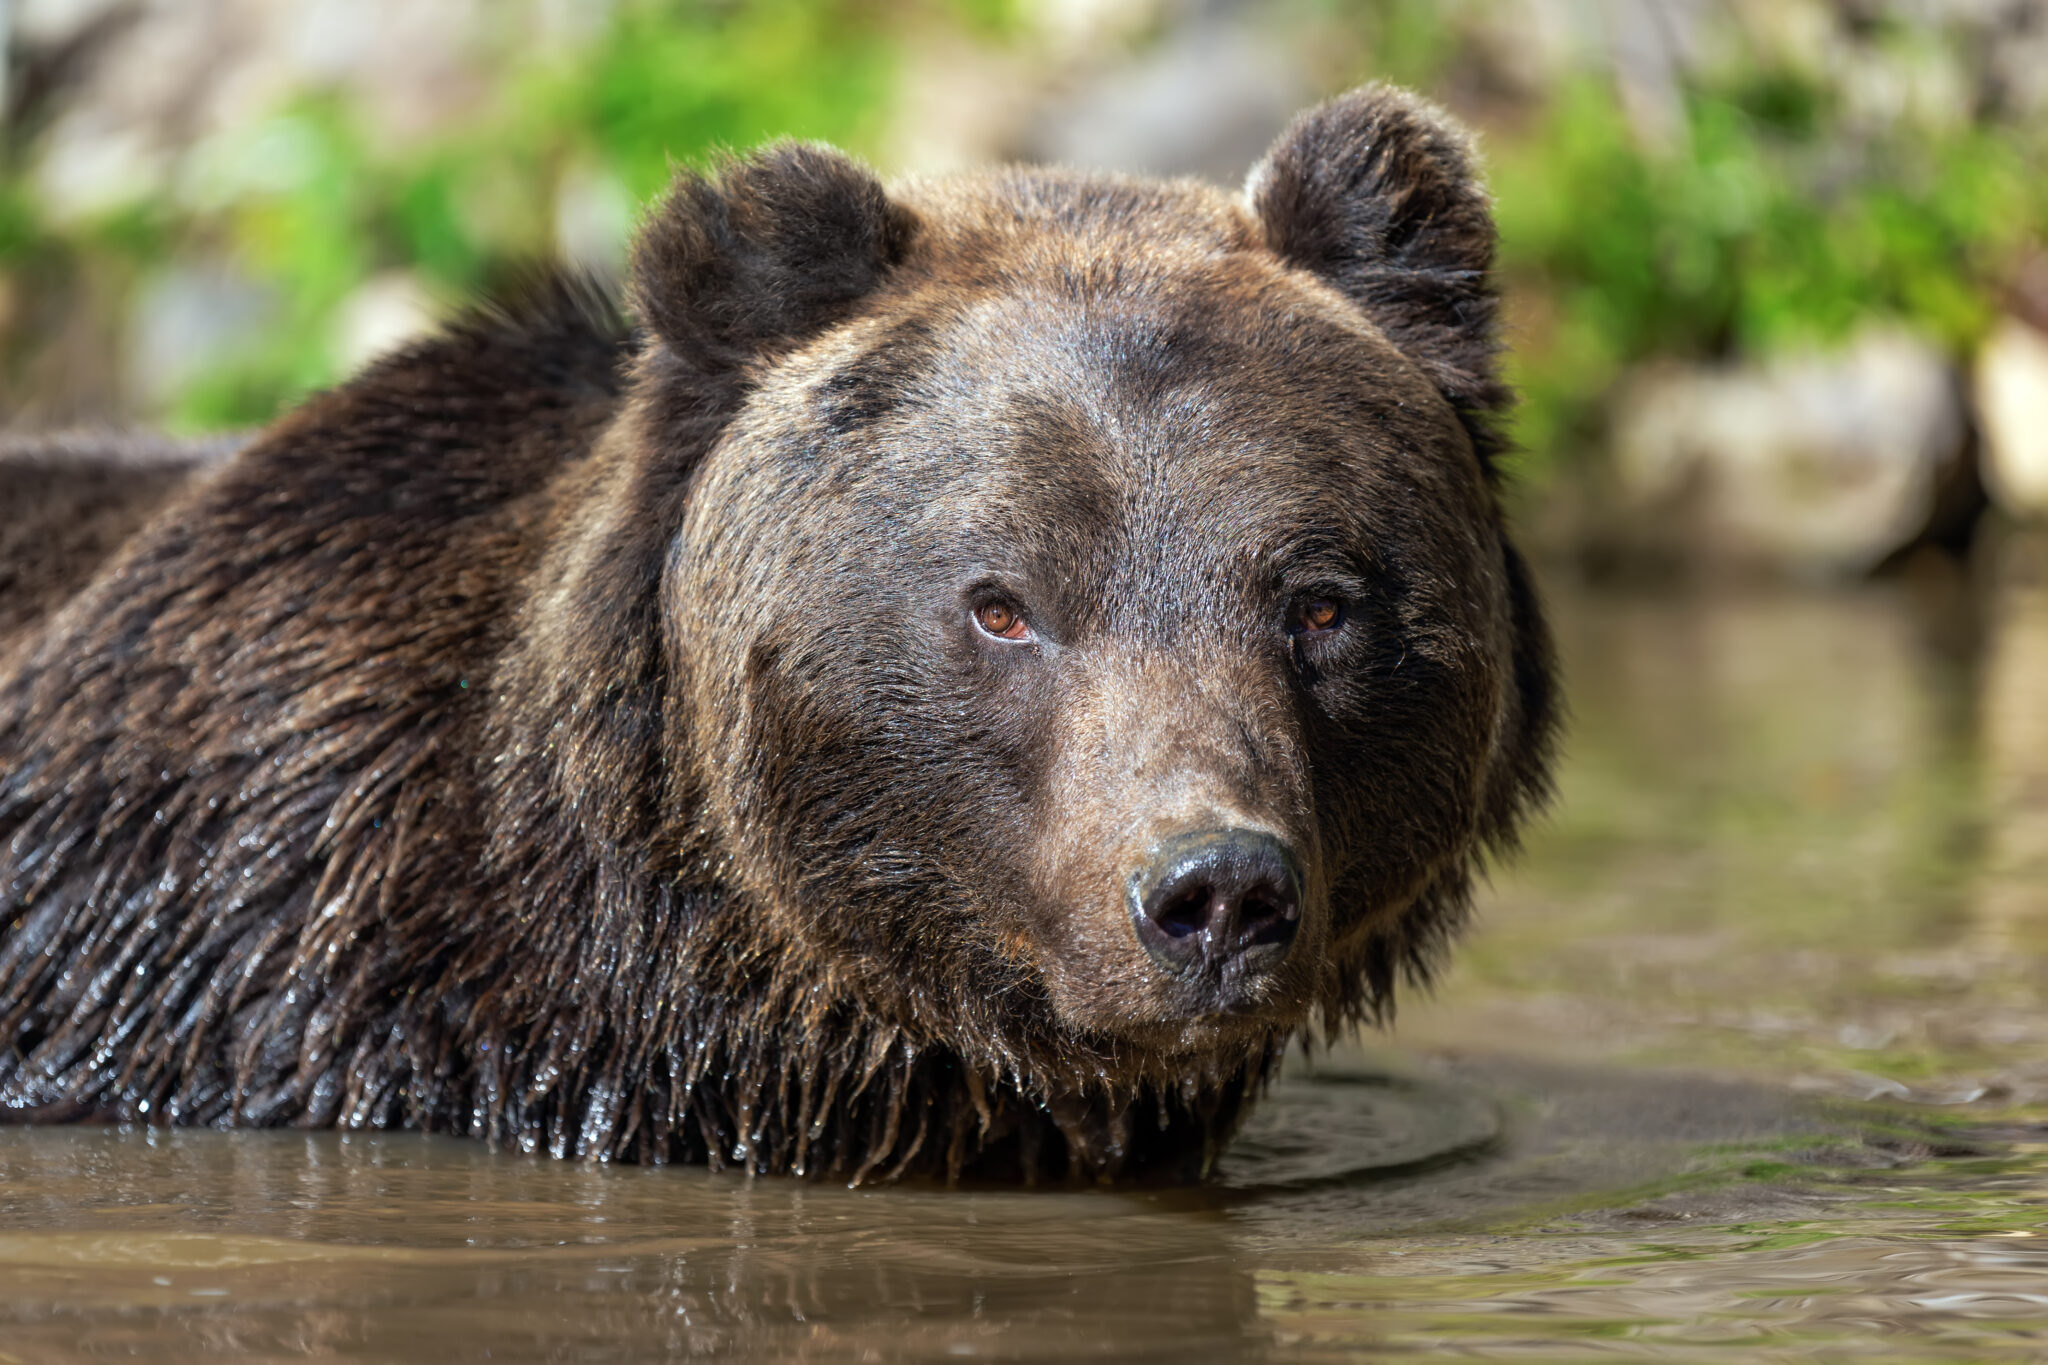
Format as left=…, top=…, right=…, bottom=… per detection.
left=5, top=571, right=2048, bottom=1361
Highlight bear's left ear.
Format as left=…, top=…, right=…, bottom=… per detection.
left=1247, top=85, right=1507, bottom=464
left=630, top=141, right=915, bottom=376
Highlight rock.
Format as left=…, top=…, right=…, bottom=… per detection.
left=125, top=264, right=277, bottom=408
left=332, top=271, right=438, bottom=374
left=1012, top=7, right=1309, bottom=182
left=26, top=0, right=556, bottom=223
left=1608, top=327, right=1968, bottom=575
left=1975, top=315, right=2048, bottom=519
left=553, top=161, right=634, bottom=278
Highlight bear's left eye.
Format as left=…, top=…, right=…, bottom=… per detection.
left=1290, top=597, right=1345, bottom=638
left=973, top=601, right=1031, bottom=641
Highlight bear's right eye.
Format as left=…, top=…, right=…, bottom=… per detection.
left=1289, top=597, right=1346, bottom=639
left=973, top=602, right=1031, bottom=641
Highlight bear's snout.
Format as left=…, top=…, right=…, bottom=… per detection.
left=1020, top=645, right=1324, bottom=1038
left=1129, top=828, right=1301, bottom=1010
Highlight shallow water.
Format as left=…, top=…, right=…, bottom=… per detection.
left=5, top=566, right=2048, bottom=1361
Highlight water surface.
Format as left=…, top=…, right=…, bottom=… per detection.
left=5, top=568, right=2047, bottom=1361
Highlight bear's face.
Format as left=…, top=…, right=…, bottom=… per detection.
left=623, top=87, right=1554, bottom=1089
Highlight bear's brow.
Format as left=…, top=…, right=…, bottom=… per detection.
left=812, top=317, right=942, bottom=434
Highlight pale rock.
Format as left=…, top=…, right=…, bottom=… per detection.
left=14, top=0, right=125, bottom=45
left=333, top=271, right=439, bottom=376
left=553, top=161, right=634, bottom=278
left=1027, top=0, right=1165, bottom=60
left=22, top=0, right=586, bottom=225
left=887, top=35, right=1040, bottom=175
left=1610, top=327, right=1965, bottom=574
left=125, top=264, right=276, bottom=408
left=34, top=115, right=168, bottom=223
left=1016, top=10, right=1308, bottom=183
left=1975, top=316, right=2048, bottom=519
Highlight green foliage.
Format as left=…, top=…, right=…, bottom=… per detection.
left=1489, top=69, right=2045, bottom=481
left=0, top=184, right=51, bottom=262
left=4, top=0, right=2042, bottom=478
left=0, top=0, right=911, bottom=431
left=513, top=0, right=894, bottom=205
left=175, top=0, right=897, bottom=429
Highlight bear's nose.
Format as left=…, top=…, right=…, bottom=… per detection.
left=1130, top=829, right=1301, bottom=985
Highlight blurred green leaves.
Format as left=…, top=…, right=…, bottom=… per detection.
left=169, top=0, right=896, bottom=429
left=1490, top=62, right=2044, bottom=482
left=520, top=0, right=893, bottom=204
left=0, top=0, right=907, bottom=431
left=0, top=0, right=2040, bottom=479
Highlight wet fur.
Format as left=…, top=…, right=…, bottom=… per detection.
left=0, top=87, right=1556, bottom=1181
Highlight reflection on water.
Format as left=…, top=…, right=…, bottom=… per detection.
left=1979, top=582, right=2048, bottom=960
left=0, top=1124, right=1267, bottom=1360
left=1259, top=1209, right=2048, bottom=1360
left=1401, top=564, right=2048, bottom=1108
left=6, top=571, right=2048, bottom=1361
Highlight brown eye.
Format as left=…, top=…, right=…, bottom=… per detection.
left=1295, top=598, right=1344, bottom=636
left=974, top=602, right=1030, bottom=641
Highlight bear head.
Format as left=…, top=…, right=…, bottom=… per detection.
left=504, top=84, right=1557, bottom=1177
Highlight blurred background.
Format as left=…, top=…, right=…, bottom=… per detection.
left=7, top=9, right=2048, bottom=1345
left=5, top=0, right=2048, bottom=1087
left=1, top=0, right=2045, bottom=580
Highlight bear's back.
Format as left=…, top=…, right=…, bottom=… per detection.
left=0, top=432, right=240, bottom=660
left=0, top=271, right=631, bottom=1128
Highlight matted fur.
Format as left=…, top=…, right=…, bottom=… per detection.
left=0, top=86, right=1556, bottom=1182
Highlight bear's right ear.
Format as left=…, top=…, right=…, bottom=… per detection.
left=630, top=141, right=915, bottom=374
left=1247, top=85, right=1507, bottom=464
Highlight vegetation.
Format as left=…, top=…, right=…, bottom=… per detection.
left=0, top=0, right=2039, bottom=481
left=1488, top=65, right=2046, bottom=481
left=0, top=0, right=912, bottom=430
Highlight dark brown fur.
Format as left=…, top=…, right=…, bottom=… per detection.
left=0, top=431, right=241, bottom=660
left=0, top=87, right=1557, bottom=1182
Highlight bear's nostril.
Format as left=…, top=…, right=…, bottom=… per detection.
left=1238, top=889, right=1298, bottom=946
left=1130, top=829, right=1303, bottom=983
left=1152, top=886, right=1214, bottom=939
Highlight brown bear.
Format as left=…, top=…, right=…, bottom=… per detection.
left=0, top=431, right=242, bottom=658
left=0, top=85, right=1556, bottom=1182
